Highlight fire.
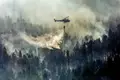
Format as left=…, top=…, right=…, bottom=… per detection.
left=20, top=32, right=63, bottom=49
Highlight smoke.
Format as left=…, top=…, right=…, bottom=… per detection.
left=0, top=0, right=120, bottom=50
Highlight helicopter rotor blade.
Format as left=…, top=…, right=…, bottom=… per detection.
left=64, top=16, right=69, bottom=19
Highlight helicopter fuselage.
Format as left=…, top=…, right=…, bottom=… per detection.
left=54, top=19, right=70, bottom=23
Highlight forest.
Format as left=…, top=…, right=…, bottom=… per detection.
left=0, top=16, right=120, bottom=80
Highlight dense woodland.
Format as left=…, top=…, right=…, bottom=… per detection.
left=0, top=16, right=120, bottom=80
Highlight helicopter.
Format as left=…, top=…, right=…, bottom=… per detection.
left=54, top=16, right=70, bottom=23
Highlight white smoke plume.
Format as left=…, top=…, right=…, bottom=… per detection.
left=0, top=0, right=120, bottom=50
